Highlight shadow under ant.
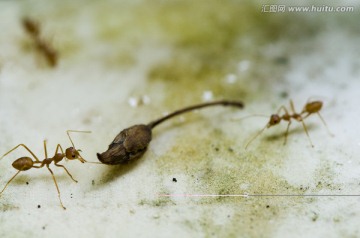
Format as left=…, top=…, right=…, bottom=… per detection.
left=264, top=123, right=316, bottom=142
left=7, top=173, right=72, bottom=186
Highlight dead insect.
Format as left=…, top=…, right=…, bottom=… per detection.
left=97, top=100, right=244, bottom=165
left=244, top=100, right=332, bottom=149
left=22, top=17, right=58, bottom=67
left=0, top=130, right=97, bottom=210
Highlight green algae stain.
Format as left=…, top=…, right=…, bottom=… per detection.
left=152, top=120, right=303, bottom=236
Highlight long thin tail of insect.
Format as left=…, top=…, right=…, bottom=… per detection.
left=147, top=100, right=244, bottom=129
left=245, top=125, right=268, bottom=149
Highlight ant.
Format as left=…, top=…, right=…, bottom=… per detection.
left=0, top=130, right=98, bottom=210
left=243, top=100, right=332, bottom=149
left=22, top=17, right=58, bottom=67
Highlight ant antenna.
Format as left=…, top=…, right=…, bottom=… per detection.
left=66, top=130, right=91, bottom=148
left=245, top=125, right=268, bottom=149
left=66, top=130, right=91, bottom=162
left=231, top=114, right=268, bottom=122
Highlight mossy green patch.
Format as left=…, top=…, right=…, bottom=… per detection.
left=152, top=120, right=307, bottom=236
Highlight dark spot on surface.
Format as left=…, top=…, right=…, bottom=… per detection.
left=215, top=147, right=219, bottom=152
left=274, top=56, right=288, bottom=65
left=266, top=205, right=270, bottom=208
left=172, top=178, right=177, bottom=182
left=37, top=205, right=41, bottom=208
left=26, top=182, right=29, bottom=185
left=42, top=226, right=46, bottom=230
left=279, top=91, right=288, bottom=98
left=92, top=180, right=95, bottom=186
left=228, top=148, right=233, bottom=153
left=312, top=212, right=319, bottom=222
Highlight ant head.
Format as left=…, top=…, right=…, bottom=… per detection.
left=65, top=147, right=86, bottom=163
left=268, top=114, right=281, bottom=127
left=303, top=101, right=323, bottom=114
left=22, top=18, right=39, bottom=36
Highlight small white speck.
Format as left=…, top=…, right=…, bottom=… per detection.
left=128, top=97, right=138, bottom=107
left=240, top=183, right=249, bottom=190
left=178, top=116, right=185, bottom=123
left=238, top=60, right=250, bottom=72
left=128, top=95, right=151, bottom=107
left=202, top=90, right=213, bottom=101
left=142, top=95, right=151, bottom=105
left=225, top=74, right=237, bottom=84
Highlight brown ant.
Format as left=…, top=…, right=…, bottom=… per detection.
left=244, top=100, right=332, bottom=149
left=22, top=17, right=58, bottom=67
left=0, top=130, right=97, bottom=210
left=97, top=100, right=244, bottom=165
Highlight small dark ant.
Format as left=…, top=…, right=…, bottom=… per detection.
left=97, top=100, right=244, bottom=165
left=22, top=17, right=58, bottom=67
left=0, top=130, right=98, bottom=210
left=244, top=100, right=332, bottom=149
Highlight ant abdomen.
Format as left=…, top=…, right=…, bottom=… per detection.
left=12, top=157, right=33, bottom=171
left=304, top=101, right=322, bottom=113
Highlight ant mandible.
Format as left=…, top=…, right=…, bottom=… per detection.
left=244, top=100, right=332, bottom=149
left=0, top=130, right=95, bottom=210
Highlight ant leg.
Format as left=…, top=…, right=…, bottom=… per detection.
left=300, top=120, right=314, bottom=147
left=0, top=171, right=21, bottom=195
left=46, top=165, right=66, bottom=210
left=66, top=130, right=91, bottom=148
left=54, top=163, right=78, bottom=183
left=43, top=140, right=48, bottom=158
left=316, top=112, right=334, bottom=137
left=277, top=105, right=289, bottom=115
left=54, top=144, right=64, bottom=155
left=283, top=121, right=292, bottom=145
left=245, top=125, right=267, bottom=149
left=289, top=100, right=297, bottom=114
left=1, top=144, right=40, bottom=162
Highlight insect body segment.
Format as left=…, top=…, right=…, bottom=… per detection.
left=0, top=130, right=91, bottom=210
